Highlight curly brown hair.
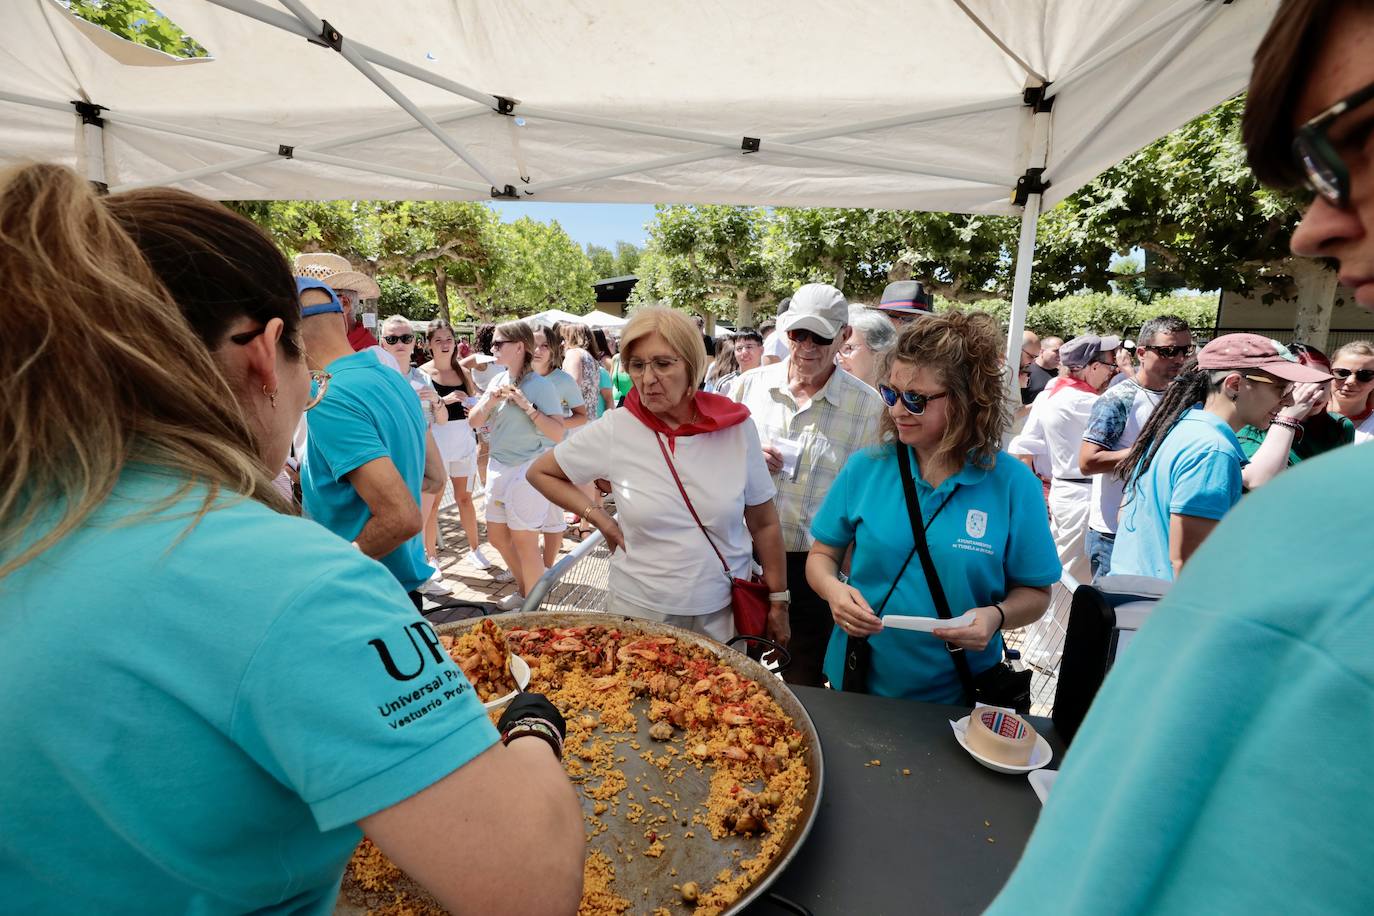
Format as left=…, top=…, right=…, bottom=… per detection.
left=877, top=309, right=1011, bottom=470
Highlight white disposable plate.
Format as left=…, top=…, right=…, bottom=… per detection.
left=1028, top=768, right=1058, bottom=805
left=950, top=715, right=1053, bottom=775
left=482, top=653, right=531, bottom=711
left=882, top=610, right=977, bottom=633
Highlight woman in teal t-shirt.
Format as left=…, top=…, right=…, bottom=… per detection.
left=806, top=310, right=1061, bottom=702
left=0, top=165, right=583, bottom=915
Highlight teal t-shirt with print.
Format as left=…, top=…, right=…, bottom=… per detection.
left=987, top=443, right=1374, bottom=915
left=0, top=470, right=499, bottom=914
left=301, top=350, right=431, bottom=591
left=813, top=444, right=1061, bottom=702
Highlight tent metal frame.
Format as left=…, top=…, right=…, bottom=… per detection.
left=10, top=0, right=1236, bottom=371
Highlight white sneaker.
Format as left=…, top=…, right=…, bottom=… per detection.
left=496, top=593, right=525, bottom=612
left=468, top=547, right=494, bottom=570
left=418, top=576, right=453, bottom=597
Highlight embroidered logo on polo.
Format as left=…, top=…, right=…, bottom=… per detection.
left=368, top=621, right=471, bottom=729
left=965, top=509, right=988, bottom=539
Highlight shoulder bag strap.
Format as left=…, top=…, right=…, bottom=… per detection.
left=653, top=431, right=732, bottom=579
left=896, top=444, right=978, bottom=702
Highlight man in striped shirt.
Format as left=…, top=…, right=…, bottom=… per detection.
left=729, top=284, right=884, bottom=686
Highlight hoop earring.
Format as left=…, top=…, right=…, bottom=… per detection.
left=263, top=385, right=277, bottom=408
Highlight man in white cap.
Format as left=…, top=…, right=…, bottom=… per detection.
left=728, top=283, right=884, bottom=686
left=1010, top=332, right=1121, bottom=595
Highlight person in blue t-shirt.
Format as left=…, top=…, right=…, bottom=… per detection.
left=0, top=166, right=584, bottom=915
left=989, top=10, right=1374, bottom=910
left=806, top=310, right=1061, bottom=702
left=297, top=287, right=435, bottom=601
left=1112, top=334, right=1329, bottom=581
left=464, top=319, right=568, bottom=607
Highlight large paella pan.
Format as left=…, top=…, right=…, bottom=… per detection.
left=338, top=611, right=824, bottom=916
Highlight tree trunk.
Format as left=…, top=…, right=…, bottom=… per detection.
left=1289, top=258, right=1339, bottom=350
left=833, top=264, right=847, bottom=294
left=433, top=266, right=451, bottom=321
left=736, top=289, right=756, bottom=329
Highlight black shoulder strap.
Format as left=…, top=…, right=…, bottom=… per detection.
left=896, top=444, right=977, bottom=703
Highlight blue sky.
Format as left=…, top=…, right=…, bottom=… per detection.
left=487, top=202, right=656, bottom=250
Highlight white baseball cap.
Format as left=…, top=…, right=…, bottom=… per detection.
left=777, top=283, right=849, bottom=340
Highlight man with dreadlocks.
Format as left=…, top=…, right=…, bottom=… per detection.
left=1109, top=334, right=1330, bottom=581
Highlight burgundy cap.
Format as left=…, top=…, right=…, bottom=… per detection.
left=1196, top=334, right=1332, bottom=383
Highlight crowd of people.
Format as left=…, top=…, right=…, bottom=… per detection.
left=3, top=1, right=1372, bottom=911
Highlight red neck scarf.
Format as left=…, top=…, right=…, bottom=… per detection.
left=1047, top=377, right=1099, bottom=398
left=623, top=387, right=752, bottom=453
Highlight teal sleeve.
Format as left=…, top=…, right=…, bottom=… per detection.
left=1003, top=461, right=1063, bottom=586
left=1169, top=447, right=1242, bottom=520
left=810, top=450, right=859, bottom=547
left=229, top=552, right=498, bottom=831
left=305, top=392, right=389, bottom=481
left=1235, top=425, right=1265, bottom=459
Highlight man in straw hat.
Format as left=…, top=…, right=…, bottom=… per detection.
left=294, top=253, right=382, bottom=352
left=988, top=3, right=1374, bottom=910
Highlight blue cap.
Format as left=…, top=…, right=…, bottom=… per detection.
left=296, top=276, right=344, bottom=317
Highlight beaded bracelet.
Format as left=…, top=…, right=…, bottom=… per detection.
left=501, top=716, right=564, bottom=760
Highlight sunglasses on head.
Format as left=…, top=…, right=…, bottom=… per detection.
left=383, top=334, right=414, bottom=345
left=1332, top=367, right=1374, bottom=383
left=1293, top=78, right=1374, bottom=209
left=878, top=384, right=947, bottom=415
left=786, top=328, right=835, bottom=347
left=1140, top=345, right=1194, bottom=359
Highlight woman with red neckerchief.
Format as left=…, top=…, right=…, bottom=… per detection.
left=527, top=307, right=789, bottom=647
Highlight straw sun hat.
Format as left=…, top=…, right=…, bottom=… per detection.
left=291, top=252, right=381, bottom=300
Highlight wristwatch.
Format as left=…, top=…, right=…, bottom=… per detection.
left=768, top=590, right=791, bottom=603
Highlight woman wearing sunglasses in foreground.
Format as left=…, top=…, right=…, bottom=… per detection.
left=1328, top=339, right=1374, bottom=443
left=805, top=310, right=1060, bottom=701
left=0, top=164, right=583, bottom=914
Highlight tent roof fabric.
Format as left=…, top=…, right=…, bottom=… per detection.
left=1, top=0, right=1277, bottom=215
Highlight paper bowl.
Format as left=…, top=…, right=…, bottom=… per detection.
left=482, top=653, right=530, bottom=711
left=951, top=714, right=1053, bottom=775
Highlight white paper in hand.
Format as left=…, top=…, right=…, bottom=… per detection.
left=881, top=610, right=977, bottom=633
left=772, top=437, right=802, bottom=480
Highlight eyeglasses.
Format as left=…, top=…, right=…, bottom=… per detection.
left=382, top=334, right=414, bottom=345
left=1293, top=78, right=1374, bottom=209
left=1139, top=345, right=1195, bottom=359
left=305, top=369, right=331, bottom=411
left=1332, top=367, right=1374, bottom=383
left=626, top=356, right=682, bottom=377
left=491, top=339, right=514, bottom=350
left=878, top=384, right=948, bottom=415
left=1242, top=374, right=1295, bottom=397
left=787, top=328, right=835, bottom=347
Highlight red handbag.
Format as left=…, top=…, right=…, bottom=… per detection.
left=653, top=433, right=771, bottom=638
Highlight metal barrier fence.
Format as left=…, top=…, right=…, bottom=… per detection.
left=522, top=529, right=614, bottom=615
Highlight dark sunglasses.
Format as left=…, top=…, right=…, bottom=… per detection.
left=491, top=339, right=513, bottom=350
left=1332, top=367, right=1374, bottom=383
left=383, top=334, right=414, bottom=345
left=786, top=328, right=835, bottom=347
left=1139, top=345, right=1194, bottom=359
left=878, top=384, right=947, bottom=415
left=1293, top=78, right=1374, bottom=209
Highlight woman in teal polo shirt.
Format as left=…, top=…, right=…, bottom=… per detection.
left=806, top=310, right=1061, bottom=702
left=0, top=165, right=583, bottom=914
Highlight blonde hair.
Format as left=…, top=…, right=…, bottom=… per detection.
left=561, top=322, right=594, bottom=351
left=1332, top=340, right=1374, bottom=362
left=381, top=314, right=412, bottom=335
left=494, top=319, right=536, bottom=378
left=878, top=309, right=1010, bottom=470
left=0, top=163, right=290, bottom=577
left=619, top=307, right=708, bottom=387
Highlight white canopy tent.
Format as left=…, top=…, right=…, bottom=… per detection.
left=1, top=0, right=1279, bottom=363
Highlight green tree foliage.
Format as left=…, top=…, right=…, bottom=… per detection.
left=955, top=292, right=1220, bottom=340
left=630, top=206, right=772, bottom=326
left=376, top=275, right=434, bottom=321
left=68, top=0, right=208, bottom=57
left=586, top=244, right=617, bottom=280
left=479, top=218, right=597, bottom=318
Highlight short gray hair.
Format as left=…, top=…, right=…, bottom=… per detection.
left=847, top=306, right=898, bottom=353
left=1138, top=315, right=1191, bottom=345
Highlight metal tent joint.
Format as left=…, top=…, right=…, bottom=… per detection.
left=278, top=144, right=295, bottom=158
left=491, top=184, right=519, bottom=199
left=1022, top=84, right=1054, bottom=113
left=741, top=136, right=761, bottom=154
left=71, top=100, right=106, bottom=127
left=310, top=19, right=343, bottom=51
left=494, top=95, right=518, bottom=116
left=1012, top=167, right=1049, bottom=206
left=90, top=180, right=110, bottom=195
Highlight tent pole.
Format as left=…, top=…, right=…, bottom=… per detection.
left=1006, top=192, right=1042, bottom=376
left=82, top=118, right=106, bottom=189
